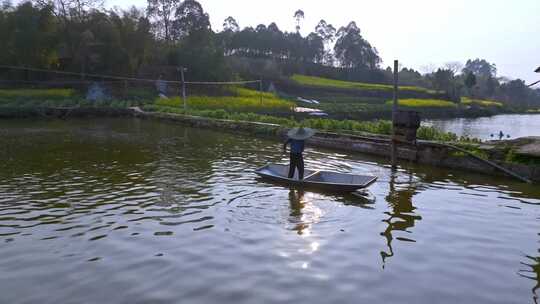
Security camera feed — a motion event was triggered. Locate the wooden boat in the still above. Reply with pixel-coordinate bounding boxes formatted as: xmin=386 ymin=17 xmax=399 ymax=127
xmin=255 ymin=164 xmax=377 ymax=193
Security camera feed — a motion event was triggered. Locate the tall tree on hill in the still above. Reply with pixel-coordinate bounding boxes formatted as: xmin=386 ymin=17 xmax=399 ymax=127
xmin=172 ymin=0 xmax=210 ymax=40
xmin=444 ymin=61 xmax=464 ymax=75
xmin=34 ymin=0 xmax=104 ymax=71
xmin=109 ymin=7 xmax=154 ymax=74
xmin=464 ymin=71 xmax=477 ymax=97
xmin=219 ymin=16 xmax=239 ymax=55
xmin=305 ymin=32 xmax=324 ymax=63
xmin=500 ymin=79 xmax=529 ymax=108
xmin=146 ymin=0 xmax=180 ymax=42
xmin=463 ymin=58 xmax=497 ymax=78
xmin=334 ymin=21 xmax=380 ymax=69
xmin=222 ymin=16 xmax=238 ymax=32
xmin=293 ymin=9 xmax=304 ymax=33
xmin=170 ymin=0 xmax=227 ymax=81
xmin=432 ymin=68 xmax=455 ymax=95
xmin=3 ymin=2 xmax=58 ymax=68
xmin=315 ymin=19 xmax=336 ymax=65
xmin=485 ymin=74 xmax=498 ymax=97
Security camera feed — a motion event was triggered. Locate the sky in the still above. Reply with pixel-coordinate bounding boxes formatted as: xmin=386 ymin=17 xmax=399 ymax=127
xmin=108 ymin=0 xmax=540 ymax=84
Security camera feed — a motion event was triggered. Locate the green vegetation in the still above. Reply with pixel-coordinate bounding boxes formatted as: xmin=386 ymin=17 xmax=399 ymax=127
xmin=0 ymin=89 xmax=76 ymax=100
xmin=454 ymin=143 xmax=489 ymax=159
xmin=144 ymin=104 xmax=476 ymax=143
xmin=504 ymin=148 xmax=540 ymax=165
xmin=155 ymin=88 xmax=293 ymax=113
xmin=387 ymin=98 xmax=457 ymax=108
xmin=0 ymin=88 xmax=146 ymax=108
xmin=317 ymin=103 xmax=390 ymax=113
xmin=461 ymin=97 xmax=503 ymax=107
xmin=291 ymin=74 xmax=432 ymax=93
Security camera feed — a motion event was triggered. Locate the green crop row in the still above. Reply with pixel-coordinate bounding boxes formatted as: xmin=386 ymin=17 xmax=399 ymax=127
xmin=387 ymin=99 xmax=458 ymax=108
xmin=0 ymin=88 xmax=76 ymax=99
xmin=461 ymin=97 xmax=503 ymax=107
xmin=291 ymin=74 xmax=432 ymax=93
xmin=155 ymin=88 xmax=293 ymax=113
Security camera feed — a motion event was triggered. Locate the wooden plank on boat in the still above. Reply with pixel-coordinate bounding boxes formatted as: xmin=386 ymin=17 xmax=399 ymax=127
xmin=255 ymin=164 xmax=377 ymax=193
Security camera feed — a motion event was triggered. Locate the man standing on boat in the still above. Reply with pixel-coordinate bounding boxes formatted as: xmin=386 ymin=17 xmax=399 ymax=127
xmin=283 ymin=127 xmax=316 ymax=180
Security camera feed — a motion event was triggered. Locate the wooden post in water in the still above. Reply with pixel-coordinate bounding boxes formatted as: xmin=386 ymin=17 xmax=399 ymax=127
xmin=391 ymin=60 xmax=399 ymax=169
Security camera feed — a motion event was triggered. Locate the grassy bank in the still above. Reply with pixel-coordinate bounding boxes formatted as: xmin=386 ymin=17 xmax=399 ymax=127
xmin=143 ymin=104 xmax=475 ymax=143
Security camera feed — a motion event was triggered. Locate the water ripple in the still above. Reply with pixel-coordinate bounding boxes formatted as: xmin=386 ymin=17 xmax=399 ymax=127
xmin=0 ymin=118 xmax=539 ymax=304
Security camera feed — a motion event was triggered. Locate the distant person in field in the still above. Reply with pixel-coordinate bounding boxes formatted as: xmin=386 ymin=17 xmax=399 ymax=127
xmin=498 ymin=131 xmax=504 ymax=140
xmin=283 ymin=127 xmax=315 ymax=180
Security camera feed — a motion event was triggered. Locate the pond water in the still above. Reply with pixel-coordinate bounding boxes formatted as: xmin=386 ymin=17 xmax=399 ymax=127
xmin=1 ymin=118 xmax=540 ymax=304
xmin=425 ymin=113 xmax=540 ymax=140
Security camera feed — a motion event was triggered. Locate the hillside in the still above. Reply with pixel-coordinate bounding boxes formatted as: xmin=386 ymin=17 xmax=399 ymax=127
xmin=272 ymin=74 xmax=510 ymax=120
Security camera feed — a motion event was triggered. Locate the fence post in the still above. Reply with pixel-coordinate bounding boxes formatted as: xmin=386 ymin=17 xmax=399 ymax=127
xmin=391 ymin=60 xmax=399 ymax=169
xmin=179 ymin=66 xmax=187 ymax=111
xmin=259 ymin=79 xmax=263 ymax=104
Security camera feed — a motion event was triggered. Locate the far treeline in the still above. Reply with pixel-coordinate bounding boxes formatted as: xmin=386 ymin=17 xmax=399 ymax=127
xmin=0 ymin=0 xmax=539 ymax=109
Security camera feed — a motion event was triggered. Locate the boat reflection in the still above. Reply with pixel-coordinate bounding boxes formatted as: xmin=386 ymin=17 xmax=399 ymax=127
xmin=380 ymin=170 xmax=422 ymax=268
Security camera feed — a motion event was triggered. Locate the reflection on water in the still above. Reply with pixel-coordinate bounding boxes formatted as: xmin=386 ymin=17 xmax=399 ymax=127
xmin=380 ymin=170 xmax=422 ymax=267
xmin=1 ymin=118 xmax=540 ymax=304
xmin=425 ymin=114 xmax=540 ymax=140
xmin=519 ymin=248 xmax=540 ymax=303
xmin=289 ymin=189 xmax=309 ymax=235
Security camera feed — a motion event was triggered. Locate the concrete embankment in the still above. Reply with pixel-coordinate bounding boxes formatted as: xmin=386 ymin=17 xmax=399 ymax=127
xmin=137 ymin=110 xmax=540 ymax=183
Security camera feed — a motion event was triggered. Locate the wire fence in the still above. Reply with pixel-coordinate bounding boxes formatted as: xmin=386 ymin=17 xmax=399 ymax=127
xmin=0 ymin=65 xmax=266 ymax=107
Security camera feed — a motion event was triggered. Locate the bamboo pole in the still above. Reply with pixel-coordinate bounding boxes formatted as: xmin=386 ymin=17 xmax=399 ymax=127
xmin=180 ymin=67 xmax=187 ymax=111
xmin=391 ymin=60 xmax=399 ymax=169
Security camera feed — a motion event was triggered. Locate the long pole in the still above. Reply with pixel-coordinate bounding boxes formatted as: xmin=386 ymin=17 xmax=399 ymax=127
xmin=180 ymin=67 xmax=187 ymax=111
xmin=259 ymin=79 xmax=263 ymax=104
xmin=391 ymin=60 xmax=399 ymax=169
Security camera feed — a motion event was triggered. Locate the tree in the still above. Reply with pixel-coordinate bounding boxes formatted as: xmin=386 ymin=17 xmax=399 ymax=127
xmin=172 ymin=0 xmax=210 ymax=41
xmin=109 ymin=7 xmax=154 ymax=74
xmin=4 ymin=2 xmax=58 ymax=68
xmin=222 ymin=16 xmax=238 ymax=32
xmin=485 ymin=74 xmax=498 ymax=97
xmin=334 ymin=21 xmax=380 ymax=69
xmin=444 ymin=61 xmax=463 ymax=75
xmin=500 ymin=79 xmax=529 ymax=108
xmin=463 ymin=58 xmax=497 ymax=78
xmin=146 ymin=0 xmax=180 ymax=42
xmin=464 ymin=72 xmax=477 ymax=96
xmin=432 ymin=68 xmax=454 ymax=92
xmin=315 ymin=19 xmax=336 ymax=43
xmin=293 ymin=9 xmax=304 ymax=33
xmin=315 ymin=19 xmax=336 ymax=65
xmin=305 ymin=32 xmax=324 ymax=63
